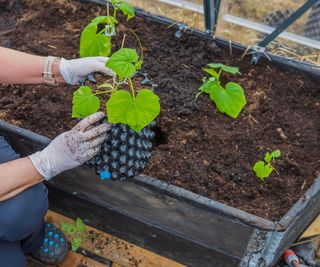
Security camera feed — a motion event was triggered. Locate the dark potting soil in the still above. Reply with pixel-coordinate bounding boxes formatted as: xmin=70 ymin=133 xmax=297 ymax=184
xmin=0 ymin=0 xmax=319 ymax=221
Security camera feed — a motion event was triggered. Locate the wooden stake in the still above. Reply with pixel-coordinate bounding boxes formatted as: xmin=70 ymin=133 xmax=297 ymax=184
xmin=229 ymin=40 xmax=233 ymax=56
xmin=121 ymin=33 xmax=126 ymax=48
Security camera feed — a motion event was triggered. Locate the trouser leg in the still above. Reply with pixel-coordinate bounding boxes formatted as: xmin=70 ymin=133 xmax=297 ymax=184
xmin=0 ymin=240 xmax=26 ymax=267
xmin=0 ymin=135 xmax=49 ymax=266
xmin=0 ymin=135 xmax=20 ymax=164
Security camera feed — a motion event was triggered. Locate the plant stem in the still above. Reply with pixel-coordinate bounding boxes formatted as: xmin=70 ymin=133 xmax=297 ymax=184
xmin=216 ymin=68 xmax=223 ymax=87
xmin=130 ymin=29 xmax=144 ymax=61
xmin=113 ymin=78 xmax=124 ymax=92
xmin=93 ymin=90 xmax=113 ymax=96
xmin=121 ymin=33 xmax=126 ymax=48
xmin=113 ymin=7 xmax=117 ymax=19
xmin=128 ymin=78 xmax=135 ymax=98
xmin=107 ymin=2 xmax=110 ymax=17
xmin=97 ymin=27 xmax=106 ymax=35
xmin=113 ymin=83 xmax=120 ymax=92
xmin=218 ymin=68 xmax=223 ymax=79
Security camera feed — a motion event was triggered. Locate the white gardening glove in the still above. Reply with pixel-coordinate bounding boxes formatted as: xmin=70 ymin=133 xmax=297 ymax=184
xmin=59 ymin=57 xmax=115 ymax=85
xmin=29 ymin=112 xmax=110 ymax=180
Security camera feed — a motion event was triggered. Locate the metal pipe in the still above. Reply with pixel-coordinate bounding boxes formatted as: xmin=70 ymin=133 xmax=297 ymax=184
xmin=223 ymin=14 xmax=320 ymax=50
xmin=258 ymin=0 xmax=319 ymax=48
xmin=157 ymin=0 xmax=204 ymax=13
xmin=203 ymin=0 xmax=215 ymax=33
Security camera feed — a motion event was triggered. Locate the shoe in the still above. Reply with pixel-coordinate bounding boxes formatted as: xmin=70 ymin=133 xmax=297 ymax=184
xmin=32 ymin=223 xmax=69 ymax=265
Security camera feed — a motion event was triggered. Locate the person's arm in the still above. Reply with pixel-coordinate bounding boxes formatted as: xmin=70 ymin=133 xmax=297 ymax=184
xmin=0 ymin=47 xmax=114 ymax=85
xmin=0 ymin=47 xmax=64 ymax=84
xmin=0 ymin=157 xmax=43 ymax=201
xmin=0 ymin=112 xmax=110 ymax=201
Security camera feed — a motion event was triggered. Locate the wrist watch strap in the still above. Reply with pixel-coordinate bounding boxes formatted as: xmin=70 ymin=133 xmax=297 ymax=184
xmin=43 ymin=56 xmax=59 ymax=86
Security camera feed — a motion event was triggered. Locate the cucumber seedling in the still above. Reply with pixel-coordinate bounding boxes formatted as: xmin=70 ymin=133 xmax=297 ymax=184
xmin=72 ymin=44 xmax=160 ymax=132
xmin=61 ymin=218 xmax=86 ymax=251
xmin=72 ymin=42 xmax=160 ymax=180
xmin=253 ymin=149 xmax=281 ymax=181
xmin=196 ymin=63 xmax=247 ymax=119
xmin=79 ymin=0 xmax=135 ymax=57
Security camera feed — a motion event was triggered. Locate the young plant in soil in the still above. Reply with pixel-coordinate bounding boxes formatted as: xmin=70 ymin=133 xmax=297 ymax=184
xmin=79 ymin=0 xmax=135 ymax=57
xmin=197 ymin=63 xmax=247 ymax=118
xmin=61 ymin=218 xmax=86 ymax=251
xmin=72 ymin=46 xmax=159 ymax=131
xmin=72 ymin=45 xmax=160 ymax=180
xmin=253 ymin=149 xmax=281 ymax=181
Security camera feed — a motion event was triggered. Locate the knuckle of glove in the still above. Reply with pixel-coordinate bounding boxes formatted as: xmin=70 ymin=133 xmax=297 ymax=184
xmin=84 ymin=146 xmax=101 ymax=161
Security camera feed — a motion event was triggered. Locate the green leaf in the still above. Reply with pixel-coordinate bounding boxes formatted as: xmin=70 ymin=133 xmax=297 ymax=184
xmin=265 ymin=150 xmax=281 ymax=163
xmin=271 ymin=149 xmax=281 ymax=159
xmin=264 ymin=152 xmax=272 ymax=163
xmin=71 ymin=236 xmax=82 ymax=251
xmin=106 ymin=48 xmax=139 ymax=79
xmin=208 ymin=63 xmax=240 ymax=75
xmin=203 ymin=67 xmax=218 ymax=78
xmin=106 ymin=89 xmax=160 ymax=132
xmin=91 ymin=16 xmax=117 ymax=25
xmin=61 ymin=222 xmax=77 ymax=235
xmin=76 ymin=218 xmax=85 ymax=233
xmin=253 ymin=161 xmax=273 ymax=181
xmin=209 ymin=82 xmax=246 ymax=118
xmin=72 ymin=86 xmax=100 ymax=118
xmin=198 ymin=80 xmax=217 ymax=94
xmin=118 ymin=1 xmax=135 ymax=20
xmin=80 ymin=22 xmax=112 ymax=57
xmin=196 ymin=80 xmax=218 ymax=100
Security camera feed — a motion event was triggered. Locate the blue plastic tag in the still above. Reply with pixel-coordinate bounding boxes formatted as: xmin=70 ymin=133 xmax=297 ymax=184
xmin=100 ymin=171 xmax=112 ymax=180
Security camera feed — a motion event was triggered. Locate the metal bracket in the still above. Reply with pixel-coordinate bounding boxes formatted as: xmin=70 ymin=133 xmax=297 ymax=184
xmin=133 ymin=71 xmax=158 ymax=92
xmin=240 ymin=229 xmax=284 ymax=267
xmin=251 ymin=0 xmax=318 ymax=64
xmin=104 ymin=24 xmax=116 ymax=37
xmin=250 ymin=45 xmax=267 ymax=65
xmin=174 ymin=23 xmax=189 ymax=38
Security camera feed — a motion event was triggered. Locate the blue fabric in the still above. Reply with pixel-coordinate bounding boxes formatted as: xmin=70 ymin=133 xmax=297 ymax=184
xmin=0 ymin=135 xmax=48 ymax=267
xmin=0 ymin=136 xmax=20 ymax=164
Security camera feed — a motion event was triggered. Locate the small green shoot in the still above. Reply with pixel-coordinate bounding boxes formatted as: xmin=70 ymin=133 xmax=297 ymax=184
xmin=253 ymin=149 xmax=281 ymax=181
xmin=80 ymin=0 xmax=135 ymax=57
xmin=61 ymin=217 xmax=86 ymax=251
xmin=197 ymin=63 xmax=246 ymax=119
xmin=111 ymin=0 xmax=135 ymax=20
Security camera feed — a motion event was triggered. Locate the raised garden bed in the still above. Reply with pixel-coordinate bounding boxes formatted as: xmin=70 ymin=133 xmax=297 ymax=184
xmin=0 ymin=0 xmax=320 ymax=266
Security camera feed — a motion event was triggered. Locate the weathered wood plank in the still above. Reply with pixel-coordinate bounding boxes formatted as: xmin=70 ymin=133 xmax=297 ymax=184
xmin=50 ymin=167 xmax=254 ymax=257
xmin=27 ymin=251 xmax=108 ymax=267
xmin=299 ymin=215 xmax=320 ymax=240
xmin=46 ymin=211 xmax=185 ymax=267
xmin=47 ymin=183 xmax=244 ymax=266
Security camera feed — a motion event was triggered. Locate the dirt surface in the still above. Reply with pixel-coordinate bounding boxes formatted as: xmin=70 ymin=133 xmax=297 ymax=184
xmin=0 ymin=0 xmax=319 ymax=221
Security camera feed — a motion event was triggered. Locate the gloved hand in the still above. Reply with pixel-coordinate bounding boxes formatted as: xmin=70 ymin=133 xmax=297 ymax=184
xmin=29 ymin=112 xmax=110 ymax=180
xmin=59 ymin=57 xmax=115 ymax=85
